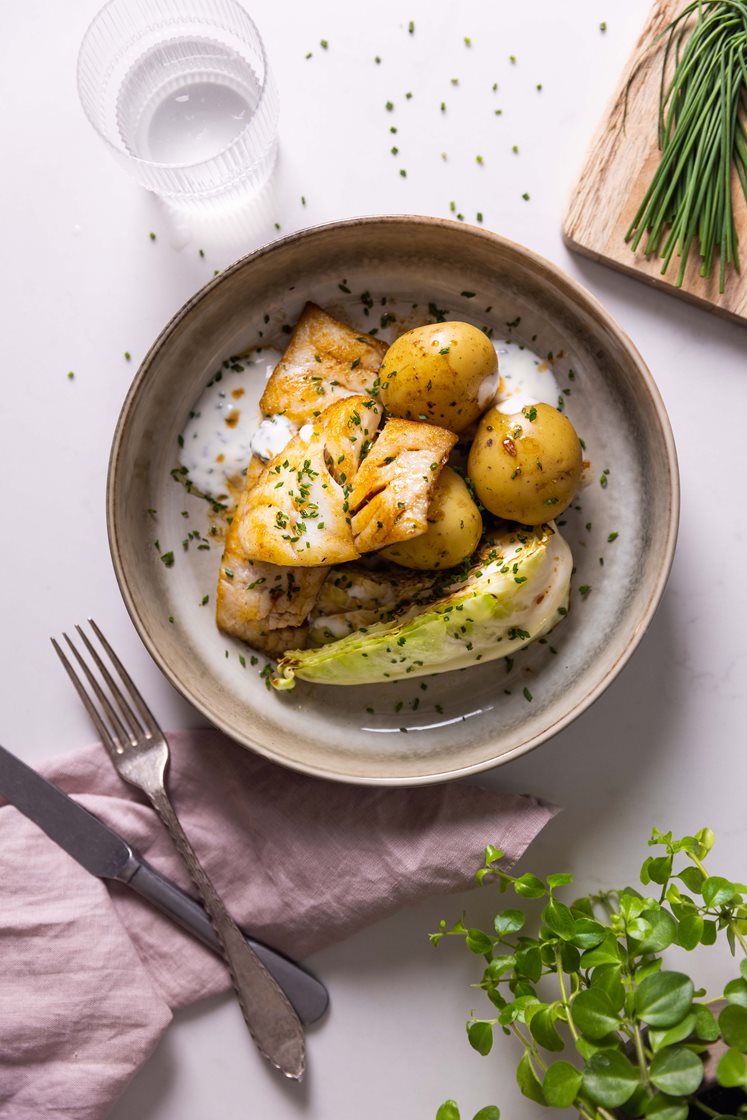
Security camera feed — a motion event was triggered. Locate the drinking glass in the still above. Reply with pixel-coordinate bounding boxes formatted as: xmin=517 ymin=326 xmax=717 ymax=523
xmin=77 ymin=0 xmax=279 ymax=213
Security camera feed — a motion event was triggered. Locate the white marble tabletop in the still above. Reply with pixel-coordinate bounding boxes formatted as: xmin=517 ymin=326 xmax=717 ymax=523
xmin=2 ymin=0 xmax=746 ymax=1116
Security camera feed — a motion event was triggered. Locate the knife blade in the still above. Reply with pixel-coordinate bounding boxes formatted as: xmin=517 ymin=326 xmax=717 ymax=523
xmin=0 ymin=743 xmax=328 ymax=1026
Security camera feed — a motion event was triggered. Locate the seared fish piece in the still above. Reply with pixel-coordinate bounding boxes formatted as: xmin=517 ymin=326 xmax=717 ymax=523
xmin=349 ymin=418 xmax=457 ymax=553
xmin=260 ymin=302 xmax=387 ymax=424
xmin=216 ymin=488 xmax=326 ymax=653
xmin=309 ymin=564 xmax=438 ymax=645
xmin=237 ymin=395 xmax=383 ymax=567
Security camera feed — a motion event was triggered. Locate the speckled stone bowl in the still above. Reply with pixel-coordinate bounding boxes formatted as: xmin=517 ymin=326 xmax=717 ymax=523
xmin=107 ymin=216 xmax=679 ymax=785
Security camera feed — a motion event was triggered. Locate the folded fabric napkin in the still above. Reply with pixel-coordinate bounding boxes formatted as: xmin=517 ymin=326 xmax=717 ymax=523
xmin=0 ymin=728 xmax=556 ymax=1119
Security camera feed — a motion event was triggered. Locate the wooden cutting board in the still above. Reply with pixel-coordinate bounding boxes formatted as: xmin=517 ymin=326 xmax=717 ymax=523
xmin=563 ymin=0 xmax=747 ymax=327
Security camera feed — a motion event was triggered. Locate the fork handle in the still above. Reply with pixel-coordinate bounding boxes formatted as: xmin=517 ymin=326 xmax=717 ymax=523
xmin=148 ymin=787 xmax=305 ymax=1080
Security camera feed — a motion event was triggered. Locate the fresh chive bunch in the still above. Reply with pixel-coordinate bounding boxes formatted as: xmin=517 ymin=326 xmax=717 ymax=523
xmin=625 ymin=0 xmax=747 ymax=292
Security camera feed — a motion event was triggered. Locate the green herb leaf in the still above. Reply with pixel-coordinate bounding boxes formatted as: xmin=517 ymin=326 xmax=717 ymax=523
xmin=468 ymin=1021 xmax=493 ymax=1055
xmin=542 ymin=898 xmax=576 ymax=940
xmin=631 ymin=908 xmax=677 ymax=953
xmin=471 ymin=1109 xmax=499 ymax=1120
xmin=724 ymin=977 xmax=747 ymax=1008
xmin=542 ymin=1060 xmax=583 ymax=1108
xmin=642 ymin=1092 xmax=689 ymax=1120
xmin=716 ymin=1048 xmax=747 ymax=1089
xmin=466 ymin=928 xmax=493 ymax=955
xmin=719 ymin=1003 xmax=747 ymax=1050
xmin=493 ymin=909 xmax=525 ymax=937
xmin=516 ymin=1051 xmax=545 ymax=1104
xmin=649 ymin=1046 xmax=703 ymax=1096
xmin=573 ymin=989 xmax=621 ymax=1040
xmin=648 ymin=1011 xmax=696 ymax=1053
xmin=635 ymin=971 xmax=694 ymax=1028
xmin=702 ymin=875 xmax=739 ymax=907
xmin=582 ymin=1049 xmax=639 ymax=1107
xmin=529 ymin=1006 xmax=565 ymax=1052
xmin=692 ymin=1003 xmax=720 ymax=1042
xmin=572 ymin=917 xmax=606 ymax=950
xmin=435 ymin=1102 xmax=461 ymax=1120
xmin=581 ymin=933 xmax=623 ymax=968
xmin=513 ymin=873 xmax=545 ymax=899
xmin=676 ymin=913 xmax=703 ymax=950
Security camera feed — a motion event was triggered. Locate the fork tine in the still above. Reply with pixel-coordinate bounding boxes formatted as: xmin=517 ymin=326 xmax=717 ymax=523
xmin=62 ymin=632 xmax=133 ymax=751
xmin=88 ymin=618 xmax=163 ymax=738
xmin=75 ymin=624 xmax=143 ymax=743
xmin=51 ymin=638 xmax=120 ymax=757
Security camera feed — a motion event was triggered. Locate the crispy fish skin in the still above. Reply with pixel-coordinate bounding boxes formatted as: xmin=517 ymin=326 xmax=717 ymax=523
xmin=349 ymin=418 xmax=457 ymax=553
xmin=236 ymin=395 xmax=383 ymax=567
xmin=260 ymin=302 xmax=387 ymax=423
xmin=216 ymin=489 xmax=327 ymax=653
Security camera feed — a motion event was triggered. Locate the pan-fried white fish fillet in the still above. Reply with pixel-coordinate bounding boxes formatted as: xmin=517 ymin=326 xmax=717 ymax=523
xmin=236 ymin=395 xmax=383 ymax=567
xmin=308 ymin=564 xmax=438 ymax=645
xmin=216 ymin=488 xmax=326 ymax=653
xmin=349 ymin=418 xmax=457 ymax=553
xmin=260 ymin=302 xmax=387 ymax=423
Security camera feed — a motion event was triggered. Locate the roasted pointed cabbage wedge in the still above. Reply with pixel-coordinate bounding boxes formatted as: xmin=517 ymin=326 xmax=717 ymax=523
xmin=349 ymin=418 xmax=457 ymax=553
xmin=236 ymin=395 xmax=383 ymax=566
xmin=272 ymin=524 xmax=572 ymax=688
xmin=260 ymin=302 xmax=387 ymax=423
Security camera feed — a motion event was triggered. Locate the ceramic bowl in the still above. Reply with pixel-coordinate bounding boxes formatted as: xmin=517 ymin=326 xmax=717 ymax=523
xmin=107 ymin=216 xmax=678 ymax=785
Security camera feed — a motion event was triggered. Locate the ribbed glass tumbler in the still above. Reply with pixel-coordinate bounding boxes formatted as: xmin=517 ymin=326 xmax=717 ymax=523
xmin=77 ymin=0 xmax=279 ymax=213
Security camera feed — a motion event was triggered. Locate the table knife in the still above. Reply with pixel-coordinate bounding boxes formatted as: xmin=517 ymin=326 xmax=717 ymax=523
xmin=0 ymin=743 xmax=328 ymax=1026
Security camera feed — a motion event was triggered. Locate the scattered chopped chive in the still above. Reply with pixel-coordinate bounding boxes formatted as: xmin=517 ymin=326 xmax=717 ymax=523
xmin=579 ymin=584 xmax=591 ymax=598
xmin=239 ymin=655 xmax=246 ymax=668
xmin=536 ymin=83 xmax=543 ymax=91
xmin=391 ymin=146 xmax=399 ymax=155
xmin=600 ymin=474 xmax=608 ymax=489
xmin=320 ymin=39 xmax=328 ymax=49
xmin=168 ymin=615 xmax=174 ymax=623
xmin=67 ymin=370 xmax=75 ymax=380
xmin=522 ymin=192 xmax=530 ymax=201
xmin=494 ymin=108 xmax=503 ymax=116
xmin=600 ymin=21 xmax=607 ymax=32
xmin=408 ymin=19 xmax=414 ymax=33
xmin=390 ymin=125 xmax=398 ymax=133
xmin=124 ymin=351 xmax=131 ymax=361
xmin=476 ymin=212 xmax=484 ymax=223
xmin=492 ymin=82 xmax=498 ymax=91
xmin=476 ymin=154 xmax=484 ymax=165
xmin=274 ymin=222 xmax=281 ymax=230
xmin=461 ymin=290 xmax=476 ymax=297
xmin=199 ymin=248 xmax=205 ymax=257
xmin=305 ymin=51 xmax=312 ymax=59
xmin=375 ymin=55 xmax=381 ymax=64
xmin=160 ymin=551 xmax=174 ymax=568
xmin=512 ymin=144 xmax=519 ymax=154
xmin=509 ymin=54 xmax=516 ymax=63
xmin=441 ymin=152 xmax=448 ymax=160
xmin=301 ymin=195 xmax=306 ymax=206
xmin=464 ymin=36 xmax=471 ymax=46
xmin=385 ymin=100 xmax=394 ymax=111
xmin=523 ymin=686 xmax=533 ymax=702
xmin=399 ymin=168 xmax=407 ymax=177
xmin=405 ymin=91 xmax=413 ymax=99
xmin=450 ymin=77 xmax=459 ymax=86
xmin=149 ymin=231 xmax=156 ymax=241
xmin=608 ymin=531 xmax=619 ymax=542
xmin=200 ymin=595 xmax=209 ymax=605
xmin=440 ymin=101 xmax=446 ymax=112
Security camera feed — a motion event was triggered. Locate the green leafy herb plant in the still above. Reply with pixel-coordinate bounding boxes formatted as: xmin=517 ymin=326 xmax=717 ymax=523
xmin=433 ymin=829 xmax=747 ymax=1119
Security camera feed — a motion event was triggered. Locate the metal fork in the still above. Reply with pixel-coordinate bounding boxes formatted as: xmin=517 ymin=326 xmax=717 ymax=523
xmin=52 ymin=619 xmax=305 ymax=1081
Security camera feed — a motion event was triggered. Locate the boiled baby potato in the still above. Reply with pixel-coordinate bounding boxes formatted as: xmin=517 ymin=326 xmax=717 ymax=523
xmin=378 ymin=322 xmax=498 ymax=433
xmin=381 ymin=467 xmax=483 ymax=570
xmin=468 ymin=403 xmax=582 ymax=525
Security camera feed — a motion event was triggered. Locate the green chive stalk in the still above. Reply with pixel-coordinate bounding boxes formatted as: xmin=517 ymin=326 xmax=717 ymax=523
xmin=625 ymin=0 xmax=747 ymax=292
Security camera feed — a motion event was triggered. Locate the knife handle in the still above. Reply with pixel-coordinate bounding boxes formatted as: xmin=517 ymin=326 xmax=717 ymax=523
xmin=126 ymin=861 xmax=328 ymax=1027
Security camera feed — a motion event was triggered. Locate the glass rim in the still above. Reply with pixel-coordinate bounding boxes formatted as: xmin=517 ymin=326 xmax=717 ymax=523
xmin=76 ymin=0 xmax=274 ymax=174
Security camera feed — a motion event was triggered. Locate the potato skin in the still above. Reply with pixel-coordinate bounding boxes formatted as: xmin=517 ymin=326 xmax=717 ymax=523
xmin=378 ymin=322 xmax=498 ymax=433
xmin=468 ymin=403 xmax=582 ymax=525
xmin=380 ymin=467 xmax=483 ymax=570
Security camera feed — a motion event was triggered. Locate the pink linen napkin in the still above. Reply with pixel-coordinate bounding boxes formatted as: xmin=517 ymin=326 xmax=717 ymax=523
xmin=0 ymin=728 xmax=556 ymax=1119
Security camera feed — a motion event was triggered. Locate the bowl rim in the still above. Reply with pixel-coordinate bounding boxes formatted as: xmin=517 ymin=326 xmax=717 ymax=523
xmin=107 ymin=214 xmax=680 ymax=786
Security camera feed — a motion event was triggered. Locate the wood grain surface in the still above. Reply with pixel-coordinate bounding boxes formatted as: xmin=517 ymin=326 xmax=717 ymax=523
xmin=563 ymin=0 xmax=747 ymax=327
